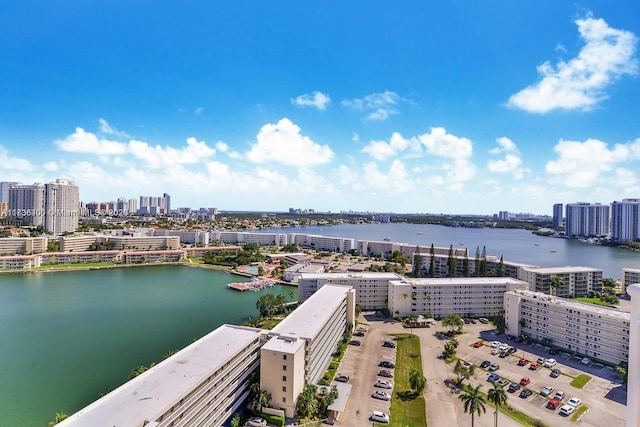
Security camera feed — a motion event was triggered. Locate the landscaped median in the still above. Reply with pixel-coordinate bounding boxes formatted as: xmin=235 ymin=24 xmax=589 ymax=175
xmin=570 ymin=373 xmax=592 ymax=388
xmin=377 ymin=334 xmax=427 ymax=427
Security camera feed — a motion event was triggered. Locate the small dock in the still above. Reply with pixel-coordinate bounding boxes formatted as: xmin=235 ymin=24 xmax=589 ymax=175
xmin=227 ymin=278 xmax=275 ymax=292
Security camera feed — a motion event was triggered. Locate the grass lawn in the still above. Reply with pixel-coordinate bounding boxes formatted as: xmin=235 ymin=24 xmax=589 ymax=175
xmin=571 ymin=405 xmax=589 ymax=421
xmin=574 ymin=297 xmax=615 ymax=307
xmin=381 ymin=334 xmax=427 ymax=427
xmin=33 ymin=262 xmax=116 ymax=269
xmin=570 ymin=374 xmax=592 ymax=388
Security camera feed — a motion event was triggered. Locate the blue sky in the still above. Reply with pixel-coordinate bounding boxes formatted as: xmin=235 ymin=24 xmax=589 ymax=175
xmin=1 ymin=2 xmax=639 ymax=215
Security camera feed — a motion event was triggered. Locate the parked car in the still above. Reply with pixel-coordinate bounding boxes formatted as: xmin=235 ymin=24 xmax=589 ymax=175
xmin=480 ymin=360 xmax=491 ymax=369
xmin=537 ymin=357 xmax=546 ymax=364
xmin=490 ymin=341 xmax=501 ymax=348
xmin=541 ymin=386 xmax=554 ymax=397
xmin=499 ymin=351 xmax=509 ymax=358
xmin=550 ymin=369 xmax=561 ymax=378
xmin=354 ymin=330 xmax=365 ymax=337
xmin=547 ymin=399 xmax=561 ymax=410
xmin=544 ymin=358 xmax=557 ymax=368
xmin=581 ymin=357 xmax=591 ymax=365
xmin=508 ymin=347 xmax=517 ymax=354
xmin=383 ymin=340 xmax=396 ymax=348
xmin=374 ymin=380 xmax=393 ymax=389
xmin=372 ymin=390 xmax=392 ymax=401
xmin=488 ymin=363 xmax=500 ymax=371
xmin=519 ymin=389 xmax=533 ymax=399
xmin=244 ymin=417 xmax=268 ymax=427
xmin=560 ymin=404 xmax=575 ymax=416
xmin=479 ymin=317 xmax=489 ymax=324
xmin=567 ymin=397 xmax=582 ymax=407
xmin=529 ymin=362 xmax=541 ymax=370
xmin=371 ymin=411 xmax=390 ymax=423
xmin=379 ymin=361 xmax=395 ymax=369
xmin=508 ymin=382 xmax=521 ymax=393
xmin=473 ymin=341 xmax=484 ymax=348
xmin=378 ymin=369 xmax=393 ymax=378
xmin=499 ymin=343 xmax=510 ymax=352
xmin=335 ymin=374 xmax=349 ymax=383
xmin=491 ymin=348 xmax=500 ymax=355
xmin=519 ymin=377 xmax=531 ymax=386
xmin=497 ymin=378 xmax=509 ymax=387
xmin=470 ymin=319 xmax=478 ymax=324
xmin=518 ymin=358 xmax=529 ymax=366
xmin=487 ymin=373 xmax=500 ymax=382
xmin=349 ymin=340 xmax=361 ymax=346
xmin=549 ymin=348 xmax=560 ymax=355
xmin=553 ymin=391 xmax=565 ymax=401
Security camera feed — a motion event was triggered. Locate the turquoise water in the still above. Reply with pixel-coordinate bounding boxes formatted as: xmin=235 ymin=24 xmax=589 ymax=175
xmin=0 ymin=266 xmax=294 ymax=427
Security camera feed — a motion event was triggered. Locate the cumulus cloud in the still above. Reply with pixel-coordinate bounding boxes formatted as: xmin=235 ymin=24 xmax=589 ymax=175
xmin=487 ymin=137 xmax=528 ymax=179
xmin=546 ymin=137 xmax=640 ymax=187
xmin=43 ymin=161 xmax=59 ymax=171
xmin=56 ymin=127 xmax=127 ymax=155
xmin=0 ymin=145 xmax=36 ymax=171
xmin=194 ymin=107 xmax=204 ymax=115
xmin=245 ymin=118 xmax=334 ymax=167
xmin=362 ymin=132 xmax=421 ymax=161
xmin=342 ymin=91 xmax=405 ymax=121
xmin=418 ymin=127 xmax=473 ymax=160
xmin=508 ymin=15 xmax=638 ymax=113
xmin=291 ymin=91 xmax=331 ymax=110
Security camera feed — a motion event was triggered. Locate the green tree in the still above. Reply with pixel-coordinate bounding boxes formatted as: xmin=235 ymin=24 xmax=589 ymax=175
xmin=480 ymin=246 xmax=487 ymax=276
xmin=474 ymin=246 xmax=481 ymax=276
xmin=442 ymin=314 xmax=464 ymax=334
xmin=487 ymin=380 xmax=508 ymax=427
xmin=429 ymin=243 xmax=436 ymax=277
xmin=447 ymin=244 xmax=456 ymax=277
xmin=251 ymin=389 xmax=271 ymax=413
xmin=442 ymin=340 xmax=457 ymax=359
xmin=408 ymin=312 xmax=419 ymax=337
xmin=454 ymin=359 xmax=476 ymax=385
xmin=47 ymin=411 xmax=69 ymax=426
xmin=459 ymin=384 xmax=486 ymax=427
xmin=497 ymin=256 xmax=505 ymax=277
xmin=463 ymin=249 xmax=470 ymax=277
xmin=550 ymin=275 xmax=564 ymax=296
xmin=617 ymin=361 xmax=629 ymax=383
xmin=409 ymin=368 xmax=426 ymax=394
xmin=230 ymin=413 xmax=242 ymax=427
xmin=296 ymin=383 xmax=319 ymax=419
xmin=413 ymin=245 xmax=421 ymax=277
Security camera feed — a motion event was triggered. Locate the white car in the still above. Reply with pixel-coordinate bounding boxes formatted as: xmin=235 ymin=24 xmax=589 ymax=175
xmin=491 ymin=348 xmax=500 ymax=355
xmin=559 ymin=404 xmax=575 ymax=416
xmin=581 ymin=357 xmax=591 ymax=365
xmin=540 ymin=386 xmax=554 ymax=397
xmin=491 ymin=341 xmax=501 ymax=348
xmin=567 ymin=397 xmax=582 ymax=407
xmin=244 ymin=417 xmax=267 ymax=427
xmin=375 ymin=379 xmax=393 ymax=389
xmin=544 ymin=358 xmax=557 ymax=368
xmin=372 ymin=390 xmax=392 ymax=401
xmin=498 ymin=343 xmax=510 ymax=352
xmin=371 ymin=411 xmax=390 ymax=423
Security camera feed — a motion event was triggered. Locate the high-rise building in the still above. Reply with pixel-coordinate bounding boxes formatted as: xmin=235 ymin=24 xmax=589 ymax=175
xmin=162 ymin=193 xmax=171 ymax=213
xmin=0 ymin=181 xmax=20 ymax=203
xmin=565 ymin=202 xmax=610 ymax=238
xmin=552 ymin=203 xmax=563 ymax=229
xmin=8 ymin=183 xmax=46 ymax=226
xmin=44 ymin=179 xmax=80 ymax=234
xmin=128 ymin=198 xmax=137 ymax=215
xmin=611 ymin=199 xmax=640 ymax=242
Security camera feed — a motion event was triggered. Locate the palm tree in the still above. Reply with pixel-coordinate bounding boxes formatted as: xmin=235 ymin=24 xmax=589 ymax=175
xmin=549 ymin=275 xmax=564 ymax=296
xmin=487 ymin=380 xmax=508 ymax=427
xmin=409 ymin=368 xmax=426 ymax=394
xmin=251 ymin=389 xmax=271 ymax=413
xmin=459 ymin=385 xmax=486 ymax=427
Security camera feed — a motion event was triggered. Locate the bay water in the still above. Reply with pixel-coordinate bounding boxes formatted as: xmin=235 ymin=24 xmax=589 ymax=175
xmin=0 ymin=266 xmax=294 ymax=427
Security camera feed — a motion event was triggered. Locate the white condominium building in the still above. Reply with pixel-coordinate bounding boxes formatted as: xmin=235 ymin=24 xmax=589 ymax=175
xmin=45 ymin=179 xmax=80 ymax=234
xmin=0 ymin=236 xmax=48 ymax=255
xmin=57 ymin=324 xmax=266 ymax=427
xmin=564 ymin=202 xmax=610 ymax=238
xmin=623 ymin=268 xmax=640 ymax=295
xmin=7 ymin=183 xmax=46 ymax=227
xmin=289 ymin=233 xmax=355 ymax=253
xmin=388 ymin=277 xmax=528 ymax=318
xmin=297 ymin=272 xmax=402 ymax=309
xmin=153 ymin=229 xmax=210 ymax=245
xmin=517 ymin=266 xmax=603 ymax=298
xmin=108 ymin=236 xmax=180 ymax=251
xmin=504 ymin=290 xmax=630 ymax=365
xmin=59 ymin=235 xmax=101 ymax=252
xmin=262 ymin=284 xmax=355 ymax=417
xmin=212 ymin=231 xmax=287 ymax=247
xmin=611 ymin=198 xmax=640 ymax=242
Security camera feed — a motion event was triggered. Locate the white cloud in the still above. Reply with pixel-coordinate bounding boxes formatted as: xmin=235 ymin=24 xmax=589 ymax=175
xmin=0 ymin=145 xmax=35 ymax=172
xmin=245 ymin=118 xmax=334 ymax=167
xmin=342 ymin=91 xmax=405 ymax=121
xmin=291 ymin=91 xmax=331 ymax=110
xmin=127 ymin=137 xmax=216 ymax=169
xmin=56 ymin=127 xmax=127 ymax=155
xmin=487 ymin=137 xmax=527 ymax=179
xmin=352 ymin=132 xmax=359 ymax=142
xmin=418 ymin=127 xmax=473 ymax=160
xmin=99 ymin=118 xmax=131 ymax=139
xmin=215 ymin=141 xmax=242 ymax=159
xmin=194 ymin=107 xmax=204 ymax=115
xmin=362 ymin=132 xmax=421 ymax=161
xmin=508 ymin=15 xmax=638 ymax=113
xmin=43 ymin=161 xmax=59 ymax=171
xmin=545 ymin=137 xmax=640 ymax=187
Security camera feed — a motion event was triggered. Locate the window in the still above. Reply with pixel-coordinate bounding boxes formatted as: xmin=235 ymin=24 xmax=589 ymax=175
xmin=282 ymin=376 xmax=287 ymax=382
xmin=283 ymin=354 xmax=287 ymax=360
xmin=282 ymin=386 xmax=287 ymax=392
xmin=283 ymin=365 xmax=287 ymax=371
xmin=283 ymin=397 xmax=287 ymax=403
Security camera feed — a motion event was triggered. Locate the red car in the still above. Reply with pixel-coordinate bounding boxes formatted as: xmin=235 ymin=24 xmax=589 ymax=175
xmin=529 ymin=362 xmax=540 ymax=370
xmin=519 ymin=377 xmax=531 ymax=386
xmin=473 ymin=341 xmax=484 ymax=348
xmin=518 ymin=358 xmax=529 ymax=366
xmin=547 ymin=399 xmax=561 ymax=410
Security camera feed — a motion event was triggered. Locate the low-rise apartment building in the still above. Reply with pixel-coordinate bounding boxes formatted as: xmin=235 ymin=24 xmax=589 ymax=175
xmin=388 ymin=277 xmax=528 ymax=318
xmin=40 ymin=251 xmax=121 ymax=265
xmin=289 ymin=233 xmax=355 ymax=253
xmin=262 ymin=284 xmax=355 ymax=417
xmin=57 ymin=324 xmax=266 ymax=427
xmin=517 ymin=266 xmax=603 ymax=297
xmin=212 ymin=231 xmax=287 ymax=247
xmin=153 ymin=229 xmax=210 ymax=245
xmin=623 ymin=268 xmax=640 ymax=295
xmin=108 ymin=236 xmax=180 ymax=251
xmin=297 ymin=272 xmax=402 ymax=309
xmin=0 ymin=254 xmax=40 ymax=269
xmin=504 ymin=289 xmax=630 ymax=365
xmin=59 ymin=235 xmax=101 ymax=252
xmin=0 ymin=236 xmax=48 ymax=255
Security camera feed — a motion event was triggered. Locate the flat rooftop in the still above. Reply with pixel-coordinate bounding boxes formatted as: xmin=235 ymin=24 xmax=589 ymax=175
xmin=395 ymin=277 xmax=528 ymax=286
xmin=272 ymin=284 xmax=351 ymax=340
xmin=521 ymin=265 xmax=602 ymax=273
xmin=58 ymin=324 xmax=264 ymax=427
xmin=262 ymin=334 xmax=306 ymax=354
xmin=508 ymin=289 xmax=631 ymax=319
xmin=299 ymin=272 xmax=402 ymax=281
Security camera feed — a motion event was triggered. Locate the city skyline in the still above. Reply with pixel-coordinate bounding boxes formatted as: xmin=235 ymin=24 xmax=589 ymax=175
xmin=1 ymin=3 xmax=640 ymax=214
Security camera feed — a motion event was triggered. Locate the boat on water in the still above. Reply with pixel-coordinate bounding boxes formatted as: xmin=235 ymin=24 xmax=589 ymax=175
xmin=550 ymin=250 xmax=557 ymax=253
xmin=417 ymin=232 xmax=424 ymax=235
xmin=383 ymin=237 xmax=391 ymax=241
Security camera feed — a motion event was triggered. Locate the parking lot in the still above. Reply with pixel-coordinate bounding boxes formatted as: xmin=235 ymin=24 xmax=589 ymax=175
xmin=330 ymin=315 xmax=626 ymax=427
